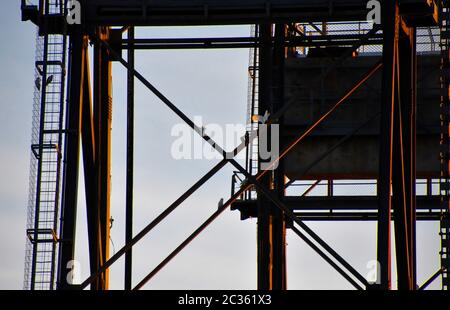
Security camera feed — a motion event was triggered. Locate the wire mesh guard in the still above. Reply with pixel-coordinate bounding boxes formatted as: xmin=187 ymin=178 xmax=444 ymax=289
xmin=23 ymin=0 xmax=67 ymax=290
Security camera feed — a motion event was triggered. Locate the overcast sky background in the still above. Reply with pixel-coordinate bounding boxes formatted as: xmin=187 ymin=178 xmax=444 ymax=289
xmin=0 ymin=1 xmax=442 ymax=290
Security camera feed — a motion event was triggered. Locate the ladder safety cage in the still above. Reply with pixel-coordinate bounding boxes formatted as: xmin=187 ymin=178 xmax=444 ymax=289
xmin=23 ymin=0 xmax=68 ymax=290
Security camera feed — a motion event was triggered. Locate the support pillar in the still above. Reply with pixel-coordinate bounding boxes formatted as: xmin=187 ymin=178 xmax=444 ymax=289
xmin=257 ymin=23 xmax=287 ymax=290
xmin=80 ymin=38 xmax=100 ymax=290
xmin=392 ymin=23 xmax=417 ymax=291
xmin=125 ymin=26 xmax=135 ymax=290
xmin=377 ymin=1 xmax=417 ymax=290
xmin=57 ymin=27 xmax=83 ymax=289
xmin=92 ymin=26 xmax=113 ymax=290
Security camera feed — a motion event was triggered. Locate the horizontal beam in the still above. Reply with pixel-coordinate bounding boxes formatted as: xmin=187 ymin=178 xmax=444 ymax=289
xmin=292 ymin=212 xmax=440 ymax=221
xmin=282 ymin=126 xmax=441 ymax=137
xmin=83 ymin=0 xmax=371 ymax=26
xmin=285 ymin=195 xmax=440 ymax=210
xmin=231 ymin=195 xmax=441 ymax=221
xmin=82 ymin=0 xmax=434 ymax=26
xmin=119 ymin=35 xmax=383 ymax=50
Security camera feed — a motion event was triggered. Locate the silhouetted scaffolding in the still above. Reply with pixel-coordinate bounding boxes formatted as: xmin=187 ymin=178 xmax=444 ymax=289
xmin=21 ymin=0 xmax=449 ymax=290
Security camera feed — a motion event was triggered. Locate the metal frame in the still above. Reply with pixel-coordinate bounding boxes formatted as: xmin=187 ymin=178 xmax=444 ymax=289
xmin=21 ymin=0 xmax=449 ymax=290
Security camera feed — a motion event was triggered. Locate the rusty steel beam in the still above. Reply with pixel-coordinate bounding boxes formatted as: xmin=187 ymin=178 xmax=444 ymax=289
xmin=92 ymin=26 xmax=113 ymax=290
xmin=392 ymin=24 xmax=417 ymax=291
xmin=79 ymin=38 xmax=101 ymax=286
xmin=256 ymin=23 xmax=287 ymax=290
xmin=377 ymin=1 xmax=417 ymax=290
xmin=256 ymin=23 xmax=273 ymax=290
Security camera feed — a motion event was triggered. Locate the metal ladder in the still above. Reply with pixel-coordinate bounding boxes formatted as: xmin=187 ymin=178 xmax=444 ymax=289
xmin=245 ymin=25 xmax=260 ymax=200
xmin=232 ymin=25 xmax=260 ymax=201
xmin=439 ymin=0 xmax=450 ymax=291
xmin=23 ymin=0 xmax=67 ymax=290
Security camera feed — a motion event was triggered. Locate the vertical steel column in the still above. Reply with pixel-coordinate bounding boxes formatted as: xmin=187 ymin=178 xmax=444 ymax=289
xmin=377 ymin=0 xmax=397 ymax=290
xmin=378 ymin=1 xmax=417 ymax=290
xmin=411 ymin=30 xmax=417 ymax=286
xmin=256 ymin=23 xmax=287 ymax=290
xmin=93 ymin=26 xmax=113 ymax=290
xmin=271 ymin=24 xmax=287 ymax=290
xmin=79 ymin=38 xmax=101 ymax=290
xmin=125 ymin=27 xmax=135 ymax=290
xmin=57 ymin=27 xmax=83 ymax=289
xmin=392 ymin=24 xmax=417 ymax=290
xmin=439 ymin=0 xmax=450 ymax=289
xmin=257 ymin=23 xmax=273 ymax=290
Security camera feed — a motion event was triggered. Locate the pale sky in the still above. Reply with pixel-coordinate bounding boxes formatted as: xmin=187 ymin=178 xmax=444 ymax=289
xmin=0 ymin=1 xmax=442 ymax=290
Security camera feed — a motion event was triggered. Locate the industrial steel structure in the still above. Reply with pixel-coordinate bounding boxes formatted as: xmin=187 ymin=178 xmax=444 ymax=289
xmin=21 ymin=0 xmax=449 ymax=290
